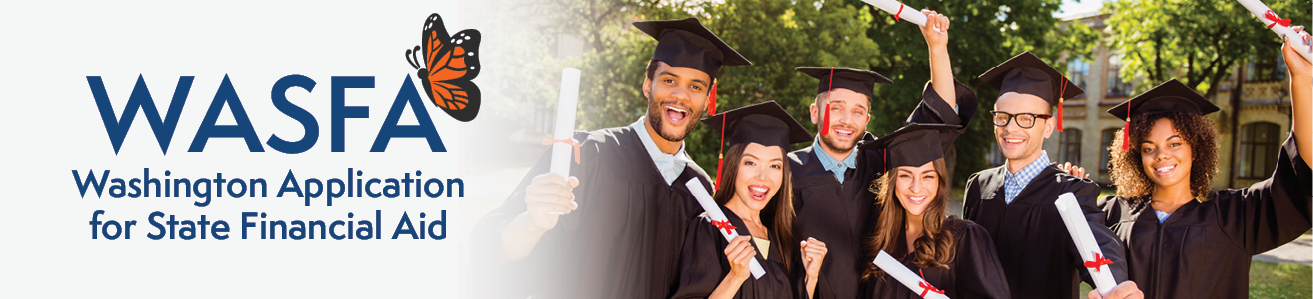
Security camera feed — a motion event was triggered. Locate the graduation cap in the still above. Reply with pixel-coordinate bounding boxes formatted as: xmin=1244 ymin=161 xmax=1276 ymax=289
xmin=859 ymin=123 xmax=962 ymax=171
xmin=701 ymin=101 xmax=811 ymax=189
xmin=978 ymin=51 xmax=1084 ymax=132
xmin=1106 ymin=79 xmax=1218 ymax=151
xmin=634 ymin=17 xmax=752 ymax=116
xmin=795 ymin=67 xmax=892 ymax=136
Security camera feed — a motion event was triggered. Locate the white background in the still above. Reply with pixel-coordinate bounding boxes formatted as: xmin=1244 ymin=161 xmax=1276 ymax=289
xmin=0 ymin=1 xmax=535 ymax=297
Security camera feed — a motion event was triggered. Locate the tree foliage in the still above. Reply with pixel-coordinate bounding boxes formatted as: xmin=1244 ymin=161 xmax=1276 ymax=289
xmin=1103 ymin=0 xmax=1311 ymax=96
xmin=521 ymin=0 xmax=1091 ymax=183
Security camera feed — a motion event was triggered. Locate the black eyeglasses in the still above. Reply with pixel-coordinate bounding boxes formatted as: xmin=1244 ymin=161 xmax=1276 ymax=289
xmin=990 ymin=111 xmax=1052 ymax=129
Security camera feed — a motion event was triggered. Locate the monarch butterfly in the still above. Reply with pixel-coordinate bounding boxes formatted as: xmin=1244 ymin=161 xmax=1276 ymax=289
xmin=405 ymin=13 xmax=481 ymax=122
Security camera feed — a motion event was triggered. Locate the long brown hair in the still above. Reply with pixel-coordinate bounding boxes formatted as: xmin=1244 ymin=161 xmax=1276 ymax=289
xmin=862 ymin=158 xmax=956 ymax=280
xmin=1108 ymin=111 xmax=1220 ymax=201
xmin=713 ymin=142 xmax=797 ymax=272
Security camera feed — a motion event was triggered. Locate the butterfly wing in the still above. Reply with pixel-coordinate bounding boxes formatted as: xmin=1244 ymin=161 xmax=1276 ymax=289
xmin=419 ymin=14 xmax=481 ymax=122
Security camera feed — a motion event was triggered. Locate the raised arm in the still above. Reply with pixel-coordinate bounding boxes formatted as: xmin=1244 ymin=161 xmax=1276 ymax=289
xmin=1283 ymin=27 xmax=1311 ymax=163
xmin=921 ymin=9 xmax=955 ymax=109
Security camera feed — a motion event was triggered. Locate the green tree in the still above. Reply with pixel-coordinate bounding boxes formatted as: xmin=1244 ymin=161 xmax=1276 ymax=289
xmin=543 ymin=0 xmax=1087 ymax=184
xmin=1103 ymin=0 xmax=1311 ymax=96
xmin=845 ymin=0 xmax=1077 ymax=182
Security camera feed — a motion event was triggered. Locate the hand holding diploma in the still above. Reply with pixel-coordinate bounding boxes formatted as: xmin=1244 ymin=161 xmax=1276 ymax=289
xmin=861 ymin=0 xmax=928 ymax=27
xmin=1054 ymin=193 xmax=1117 ymax=297
xmin=1236 ymin=0 xmax=1312 ymax=63
xmin=872 ymin=250 xmax=950 ymax=299
xmin=686 ymin=178 xmax=767 ymax=279
xmin=523 ymin=68 xmax=584 ymax=231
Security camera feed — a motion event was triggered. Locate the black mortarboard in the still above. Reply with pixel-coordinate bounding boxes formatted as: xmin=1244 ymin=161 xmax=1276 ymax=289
xmin=1106 ymin=79 xmax=1219 ymax=151
xmin=701 ymin=101 xmax=810 ymax=189
xmin=1107 ymin=79 xmax=1218 ymax=121
xmin=633 ymin=18 xmax=752 ymax=80
xmin=859 ymin=123 xmax=962 ymax=170
xmin=702 ymin=101 xmax=811 ymax=149
xmin=979 ymin=51 xmax=1084 ymax=131
xmin=795 ymin=67 xmax=892 ymax=99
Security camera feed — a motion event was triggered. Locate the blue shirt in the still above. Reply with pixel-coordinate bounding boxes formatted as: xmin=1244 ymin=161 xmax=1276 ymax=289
xmin=631 ymin=117 xmax=694 ymax=185
xmin=1003 ymin=151 xmax=1051 ymax=204
xmin=1155 ymin=210 xmax=1171 ymax=223
xmin=811 ymin=138 xmax=857 ymax=184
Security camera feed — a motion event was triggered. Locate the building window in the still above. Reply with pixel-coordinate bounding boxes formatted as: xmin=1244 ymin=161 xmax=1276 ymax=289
xmin=1068 ymin=58 xmax=1089 ymax=98
xmin=1107 ymin=55 xmax=1134 ymax=97
xmin=1246 ymin=54 xmax=1287 ymax=82
xmin=1058 ymin=129 xmax=1082 ymax=165
xmin=1238 ymin=122 xmax=1281 ymax=179
xmin=988 ymin=142 xmax=1005 ymax=167
xmin=1100 ymin=128 xmax=1118 ymax=172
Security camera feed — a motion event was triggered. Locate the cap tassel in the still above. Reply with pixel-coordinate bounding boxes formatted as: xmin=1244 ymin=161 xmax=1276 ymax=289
xmin=1121 ymin=97 xmax=1131 ymax=151
xmin=820 ymin=68 xmax=835 ymax=136
xmin=715 ymin=115 xmax=726 ymax=190
xmin=1056 ymin=74 xmax=1066 ymax=132
xmin=1121 ymin=120 xmax=1130 ymax=152
xmin=707 ymin=82 xmax=718 ymax=115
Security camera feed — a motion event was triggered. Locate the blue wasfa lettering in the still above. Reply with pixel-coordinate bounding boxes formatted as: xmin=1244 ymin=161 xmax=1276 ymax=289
xmin=87 ymin=75 xmax=193 ymax=155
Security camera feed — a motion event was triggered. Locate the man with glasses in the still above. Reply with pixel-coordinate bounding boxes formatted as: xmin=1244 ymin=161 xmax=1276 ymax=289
xmin=961 ymin=52 xmax=1143 ymax=299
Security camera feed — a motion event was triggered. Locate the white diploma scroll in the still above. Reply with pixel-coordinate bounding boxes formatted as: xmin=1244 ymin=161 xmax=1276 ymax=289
xmin=686 ymin=178 xmax=767 ymax=279
xmin=872 ymin=250 xmax=949 ymax=299
xmin=550 ymin=68 xmax=581 ymax=177
xmin=1236 ymin=0 xmax=1312 ymax=63
xmin=860 ymin=0 xmax=928 ymax=27
xmin=1054 ymin=192 xmax=1117 ymax=297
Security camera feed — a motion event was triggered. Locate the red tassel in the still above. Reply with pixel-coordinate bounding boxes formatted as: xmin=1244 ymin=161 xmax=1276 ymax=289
xmin=707 ymin=83 xmax=718 ymax=115
xmin=1056 ymin=75 xmax=1066 ymax=132
xmin=821 ymin=102 xmax=831 ymax=136
xmin=715 ymin=115 xmax=726 ymax=190
xmin=820 ymin=68 xmax=835 ymax=136
xmin=1121 ymin=120 xmax=1130 ymax=152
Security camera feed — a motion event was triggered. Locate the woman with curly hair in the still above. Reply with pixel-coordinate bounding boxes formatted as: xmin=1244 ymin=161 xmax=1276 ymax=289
xmin=857 ymin=123 xmax=1011 ymax=299
xmin=1093 ymin=31 xmax=1312 ymax=299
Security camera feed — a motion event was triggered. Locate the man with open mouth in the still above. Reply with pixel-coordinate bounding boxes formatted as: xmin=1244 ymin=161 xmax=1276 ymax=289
xmin=785 ymin=10 xmax=978 ymax=299
xmin=472 ymin=17 xmax=750 ymax=298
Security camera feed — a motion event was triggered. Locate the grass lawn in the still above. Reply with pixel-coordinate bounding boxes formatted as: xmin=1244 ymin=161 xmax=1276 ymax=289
xmin=1076 ymin=261 xmax=1312 ymax=298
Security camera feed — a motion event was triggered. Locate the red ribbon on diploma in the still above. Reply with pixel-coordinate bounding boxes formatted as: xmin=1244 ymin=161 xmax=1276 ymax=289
xmin=917 ymin=269 xmax=945 ymax=297
xmin=541 ymin=138 xmax=582 ymax=164
xmin=895 ymin=4 xmax=904 ymax=22
xmin=1083 ymin=252 xmax=1114 ymax=272
xmin=711 ymin=220 xmax=737 ymax=234
xmin=1265 ymin=10 xmax=1291 ymax=29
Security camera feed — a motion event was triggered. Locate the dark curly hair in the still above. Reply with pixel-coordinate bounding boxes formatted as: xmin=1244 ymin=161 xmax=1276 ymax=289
xmin=1108 ymin=111 xmax=1220 ymax=201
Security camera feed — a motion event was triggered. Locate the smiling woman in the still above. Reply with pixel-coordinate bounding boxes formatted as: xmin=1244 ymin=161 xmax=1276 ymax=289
xmin=859 ymin=123 xmax=1012 ymax=299
xmin=1097 ymin=69 xmax=1311 ymax=298
xmin=672 ymin=101 xmax=824 ymax=299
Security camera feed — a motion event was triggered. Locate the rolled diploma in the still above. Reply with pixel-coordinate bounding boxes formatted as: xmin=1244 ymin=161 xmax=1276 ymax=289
xmin=550 ymin=68 xmax=581 ymax=177
xmin=1235 ymin=0 xmax=1312 ymax=63
xmin=872 ymin=250 xmax=950 ymax=299
xmin=860 ymin=0 xmax=927 ymax=26
xmin=686 ymin=178 xmax=767 ymax=279
xmin=1054 ymin=192 xmax=1117 ymax=296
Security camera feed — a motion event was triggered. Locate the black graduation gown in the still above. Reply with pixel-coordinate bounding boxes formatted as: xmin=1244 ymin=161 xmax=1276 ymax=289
xmin=788 ymin=80 xmax=978 ymax=299
xmin=962 ymin=165 xmax=1129 ymax=299
xmin=471 ymin=126 xmax=712 ymax=299
xmin=1098 ymin=134 xmax=1312 ymax=299
xmin=673 ymin=206 xmax=806 ymax=299
xmin=861 ymin=217 xmax=1013 ymax=299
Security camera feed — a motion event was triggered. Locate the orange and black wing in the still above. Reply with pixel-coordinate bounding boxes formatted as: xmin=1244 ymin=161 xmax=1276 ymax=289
xmin=416 ymin=13 xmax=481 ymax=122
